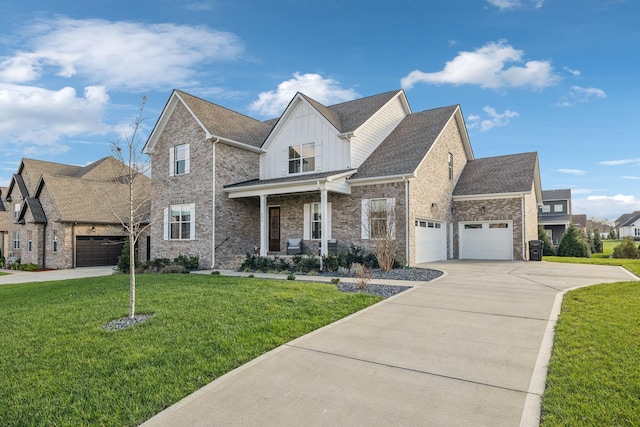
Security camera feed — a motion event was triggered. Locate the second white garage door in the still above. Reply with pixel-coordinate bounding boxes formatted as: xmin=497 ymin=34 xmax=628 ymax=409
xmin=415 ymin=220 xmax=446 ymax=263
xmin=459 ymin=221 xmax=513 ymax=260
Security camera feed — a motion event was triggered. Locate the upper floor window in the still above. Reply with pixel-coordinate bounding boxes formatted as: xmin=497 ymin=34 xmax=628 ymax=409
xmin=554 ymin=204 xmax=564 ymax=213
xmin=541 ymin=205 xmax=551 ymax=213
xmin=14 ymin=203 xmax=20 ymax=220
xmin=635 ymin=228 xmax=640 ymax=236
xmin=289 ymin=143 xmax=315 ymax=174
xmin=448 ymin=153 xmax=453 ymax=180
xmin=52 ymin=230 xmax=58 ymax=252
xmin=170 ymin=144 xmax=190 ymax=176
xmin=27 ymin=230 xmax=32 ymax=252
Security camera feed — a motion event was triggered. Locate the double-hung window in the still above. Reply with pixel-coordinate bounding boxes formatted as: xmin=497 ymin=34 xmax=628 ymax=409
xmin=164 ymin=204 xmax=195 ymax=240
xmin=14 ymin=203 xmax=20 ymax=220
xmin=361 ymin=198 xmax=396 ymax=240
xmin=311 ymin=203 xmax=321 ymax=239
xmin=288 ymin=143 xmax=315 ymax=174
xmin=52 ymin=230 xmax=58 ymax=252
xmin=27 ymin=231 xmax=32 ymax=252
xmin=448 ymin=153 xmax=453 ymax=180
xmin=170 ymin=144 xmax=190 ymax=176
xmin=303 ymin=202 xmax=331 ymax=240
xmin=13 ymin=231 xmax=20 ymax=249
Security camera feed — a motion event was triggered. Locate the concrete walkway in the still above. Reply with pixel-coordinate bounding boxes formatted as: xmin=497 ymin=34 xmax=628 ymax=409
xmin=141 ymin=261 xmax=637 ymax=427
xmin=0 ymin=266 xmax=116 ymax=285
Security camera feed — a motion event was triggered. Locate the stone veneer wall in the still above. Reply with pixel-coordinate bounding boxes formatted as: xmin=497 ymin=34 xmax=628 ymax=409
xmin=408 ymin=115 xmax=470 ymax=264
xmin=453 ymin=197 xmax=526 ymax=260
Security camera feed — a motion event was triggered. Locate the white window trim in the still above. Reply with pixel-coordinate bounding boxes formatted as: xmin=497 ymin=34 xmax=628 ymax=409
xmin=164 ymin=203 xmax=196 ymax=240
xmin=13 ymin=231 xmax=20 ymax=249
xmin=303 ymin=202 xmax=332 ymax=240
xmin=554 ymin=204 xmax=563 ymax=212
xmin=14 ymin=203 xmax=20 ymax=220
xmin=541 ymin=205 xmax=551 ymax=213
xmin=361 ymin=198 xmax=396 ymax=240
xmin=169 ymin=144 xmax=190 ymax=176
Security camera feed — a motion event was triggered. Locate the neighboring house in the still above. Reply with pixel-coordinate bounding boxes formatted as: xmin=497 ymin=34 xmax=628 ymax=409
xmin=0 ymin=186 xmax=8 ymax=260
xmin=571 ymin=214 xmax=587 ymax=231
xmin=614 ymin=211 xmax=640 ymax=239
xmin=538 ymin=189 xmax=573 ymax=245
xmin=5 ymin=157 xmax=151 ymax=268
xmin=143 ymin=89 xmax=542 ymax=269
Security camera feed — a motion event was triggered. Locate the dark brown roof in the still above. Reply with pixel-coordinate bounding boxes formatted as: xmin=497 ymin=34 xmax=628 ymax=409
xmin=453 ymin=152 xmax=538 ymax=196
xmin=353 ymin=105 xmax=458 ymax=180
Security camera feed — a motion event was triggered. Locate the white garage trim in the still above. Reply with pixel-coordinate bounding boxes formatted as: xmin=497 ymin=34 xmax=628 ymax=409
xmin=415 ymin=219 xmax=446 ymax=263
xmin=459 ymin=220 xmax=513 ymax=260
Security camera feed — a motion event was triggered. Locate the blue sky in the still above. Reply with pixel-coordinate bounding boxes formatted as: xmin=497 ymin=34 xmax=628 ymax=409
xmin=0 ymin=0 xmax=638 ymax=221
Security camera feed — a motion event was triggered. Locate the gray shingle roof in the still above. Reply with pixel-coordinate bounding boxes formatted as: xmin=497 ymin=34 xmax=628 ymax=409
xmin=453 ymin=152 xmax=538 ymax=196
xmin=616 ymin=210 xmax=640 ymax=227
xmin=542 ymin=189 xmax=571 ymax=201
xmin=24 ymin=197 xmax=47 ymax=224
xmin=325 ymin=90 xmax=402 ymax=133
xmin=176 ymin=90 xmax=274 ymax=147
xmin=353 ymin=105 xmax=458 ymax=180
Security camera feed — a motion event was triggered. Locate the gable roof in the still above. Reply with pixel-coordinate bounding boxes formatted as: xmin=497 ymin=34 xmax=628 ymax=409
xmin=453 ymin=152 xmax=541 ymax=197
xmin=37 ymin=174 xmax=150 ymax=224
xmin=0 ymin=186 xmax=7 ymax=212
xmin=616 ymin=210 xmax=640 ymax=227
xmin=352 ymin=105 xmax=460 ymax=180
xmin=324 ymin=90 xmax=404 ymax=134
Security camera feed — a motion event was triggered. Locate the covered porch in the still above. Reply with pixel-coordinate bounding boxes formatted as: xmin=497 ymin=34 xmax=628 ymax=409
xmin=224 ymin=170 xmax=355 ymax=258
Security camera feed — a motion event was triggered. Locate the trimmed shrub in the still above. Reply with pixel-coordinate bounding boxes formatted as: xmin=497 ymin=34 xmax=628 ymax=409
xmin=160 ymin=264 xmax=189 ymax=274
xmin=557 ymin=223 xmax=591 ymax=258
xmin=173 ymin=254 xmax=199 ymax=270
xmin=612 ymin=237 xmax=639 ymax=259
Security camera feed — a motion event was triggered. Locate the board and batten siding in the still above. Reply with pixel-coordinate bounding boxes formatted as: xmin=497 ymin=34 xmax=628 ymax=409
xmin=260 ymin=100 xmax=348 ymax=179
xmin=350 ymin=95 xmax=408 ymax=168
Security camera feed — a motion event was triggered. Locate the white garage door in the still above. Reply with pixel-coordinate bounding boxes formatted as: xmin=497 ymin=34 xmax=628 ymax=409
xmin=459 ymin=221 xmax=513 ymax=260
xmin=415 ymin=220 xmax=445 ymax=263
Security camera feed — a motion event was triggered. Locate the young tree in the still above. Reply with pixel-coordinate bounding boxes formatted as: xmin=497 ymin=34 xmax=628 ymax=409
xmin=612 ymin=237 xmax=639 ymax=259
xmin=362 ymin=198 xmax=398 ymax=271
xmin=557 ymin=222 xmax=591 ymax=258
xmin=592 ymin=229 xmax=603 ymax=253
xmin=109 ymin=97 xmax=153 ymax=318
xmin=608 ymin=228 xmax=618 ymax=240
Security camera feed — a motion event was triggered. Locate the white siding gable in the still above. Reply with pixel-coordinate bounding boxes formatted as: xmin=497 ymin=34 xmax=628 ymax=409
xmin=350 ymin=95 xmax=407 ymax=168
xmin=260 ymin=100 xmax=348 ymax=179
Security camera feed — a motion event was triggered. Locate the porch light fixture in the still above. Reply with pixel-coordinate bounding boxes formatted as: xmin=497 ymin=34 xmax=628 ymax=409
xmin=91 ymin=226 xmax=96 ymax=232
xmin=431 ymin=202 xmax=437 ymax=210
xmin=480 ymin=206 xmax=486 ymax=215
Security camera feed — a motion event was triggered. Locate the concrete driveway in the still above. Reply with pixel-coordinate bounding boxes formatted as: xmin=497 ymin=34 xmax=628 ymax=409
xmin=139 ymin=261 xmax=636 ymax=427
xmin=0 ymin=266 xmax=115 ymax=285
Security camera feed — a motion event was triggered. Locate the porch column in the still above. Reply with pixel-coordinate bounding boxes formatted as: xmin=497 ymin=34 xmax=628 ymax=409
xmin=320 ymin=188 xmax=328 ymax=258
xmin=260 ymin=194 xmax=268 ymax=257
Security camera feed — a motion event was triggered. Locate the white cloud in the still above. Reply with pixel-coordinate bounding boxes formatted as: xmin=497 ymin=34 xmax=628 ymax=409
xmin=486 ymin=0 xmax=545 ymax=10
xmin=401 ymin=40 xmax=558 ymax=90
xmin=0 ymin=83 xmax=110 ymax=153
xmin=250 ymin=72 xmax=359 ymax=117
xmin=563 ymin=66 xmax=581 ymax=76
xmin=556 ymin=85 xmax=606 ymax=107
xmin=466 ymin=106 xmax=519 ymax=131
xmin=186 ymin=2 xmax=219 ymax=11
xmin=558 ymin=168 xmax=587 ymax=176
xmin=621 ymin=176 xmax=640 ymax=180
xmin=0 ymin=16 xmax=244 ymax=91
xmin=573 ymin=194 xmax=640 ymax=221
xmin=599 ymin=158 xmax=640 ymax=166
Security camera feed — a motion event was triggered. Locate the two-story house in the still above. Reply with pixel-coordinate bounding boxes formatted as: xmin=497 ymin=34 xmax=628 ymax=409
xmin=0 ymin=186 xmax=8 ymax=260
xmin=537 ymin=189 xmax=572 ymax=245
xmin=144 ymin=89 xmax=542 ymax=269
xmin=5 ymin=157 xmax=150 ymax=268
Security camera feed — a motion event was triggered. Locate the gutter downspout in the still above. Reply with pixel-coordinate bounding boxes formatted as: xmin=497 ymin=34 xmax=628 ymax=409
xmin=72 ymin=223 xmax=76 ymax=268
xmin=210 ymin=137 xmax=219 ymax=268
xmin=521 ymin=193 xmax=526 ymax=260
xmin=402 ymin=176 xmax=409 ymax=267
xmin=42 ymin=223 xmax=46 ymax=268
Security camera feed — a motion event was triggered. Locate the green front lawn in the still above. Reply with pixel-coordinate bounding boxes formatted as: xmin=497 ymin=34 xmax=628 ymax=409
xmin=541 ymin=281 xmax=640 ymax=426
xmin=544 ymin=240 xmax=640 ymax=276
xmin=0 ymin=271 xmax=9 ymax=276
xmin=0 ymin=274 xmax=380 ymax=426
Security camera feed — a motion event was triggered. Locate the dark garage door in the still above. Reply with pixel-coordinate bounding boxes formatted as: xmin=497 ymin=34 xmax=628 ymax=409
xmin=76 ymin=236 xmax=126 ymax=267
